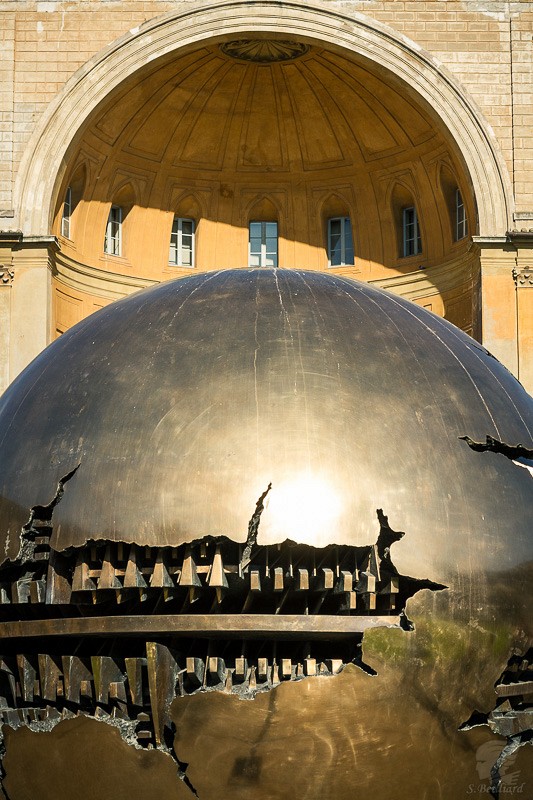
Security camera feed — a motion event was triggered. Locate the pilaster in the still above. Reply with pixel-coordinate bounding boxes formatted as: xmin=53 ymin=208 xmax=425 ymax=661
xmin=0 ymin=232 xmax=58 ymax=394
xmin=474 ymin=232 xmax=533 ymax=396
xmin=473 ymin=236 xmax=518 ymax=376
xmin=510 ymin=231 xmax=533 ymax=395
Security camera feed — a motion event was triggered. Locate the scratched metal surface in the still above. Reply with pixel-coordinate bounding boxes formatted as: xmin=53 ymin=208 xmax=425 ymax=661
xmin=2 ymin=579 xmax=531 ymax=800
xmin=2 ymin=575 xmax=531 ymax=799
xmin=0 ymin=269 xmax=532 ymax=798
xmin=0 ymin=269 xmax=532 ymax=582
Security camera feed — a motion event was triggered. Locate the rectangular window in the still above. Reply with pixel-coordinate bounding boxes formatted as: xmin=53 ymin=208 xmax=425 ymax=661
xmin=402 ymin=206 xmax=422 ymax=257
xmin=456 ymin=189 xmax=467 ymax=240
xmin=169 ymin=217 xmax=195 ymax=267
xmin=328 ymin=217 xmax=354 ymax=266
xmin=61 ymin=187 xmax=72 ymax=239
xmin=104 ymin=205 xmax=122 ymax=256
xmin=249 ymin=221 xmax=278 ymax=268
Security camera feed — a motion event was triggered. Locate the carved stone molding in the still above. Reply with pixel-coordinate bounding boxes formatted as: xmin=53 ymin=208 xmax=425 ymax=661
xmin=513 ymin=268 xmax=533 ymax=287
xmin=0 ymin=268 xmax=14 ymax=285
xmin=220 ymin=39 xmax=309 ymax=62
xmin=55 ymin=250 xmax=157 ymax=300
xmin=15 ymin=0 xmax=512 ymax=237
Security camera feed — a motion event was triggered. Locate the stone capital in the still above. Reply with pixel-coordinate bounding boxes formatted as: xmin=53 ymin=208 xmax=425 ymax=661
xmin=0 ymin=268 xmax=14 ymax=285
xmin=513 ymin=268 xmax=533 ymax=287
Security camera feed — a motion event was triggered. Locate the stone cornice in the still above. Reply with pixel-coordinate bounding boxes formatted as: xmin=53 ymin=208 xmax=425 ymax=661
xmin=507 ymin=230 xmax=533 ymax=246
xmin=54 ymin=250 xmax=476 ymax=304
xmin=370 ymin=251 xmax=476 ymax=300
xmin=473 ymin=232 xmax=533 ymax=248
xmin=472 ymin=236 xmax=509 ymax=247
xmin=55 ymin=251 xmax=158 ymax=300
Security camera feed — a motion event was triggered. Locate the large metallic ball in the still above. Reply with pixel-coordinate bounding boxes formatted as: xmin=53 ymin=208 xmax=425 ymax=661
xmin=0 ymin=269 xmax=531 ymax=800
xmin=0 ymin=269 xmax=531 ymax=571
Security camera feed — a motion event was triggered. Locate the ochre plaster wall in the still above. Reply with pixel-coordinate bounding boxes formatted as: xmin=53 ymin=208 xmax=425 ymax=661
xmin=47 ymin=41 xmax=476 ymax=335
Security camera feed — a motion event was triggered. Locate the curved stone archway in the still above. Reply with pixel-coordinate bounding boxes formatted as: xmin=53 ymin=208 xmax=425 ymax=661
xmin=15 ymin=0 xmax=512 ymax=238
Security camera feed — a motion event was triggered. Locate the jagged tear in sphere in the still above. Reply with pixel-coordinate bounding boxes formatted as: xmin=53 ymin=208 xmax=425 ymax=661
xmin=0 ymin=269 xmax=532 ymax=581
xmin=0 ymin=269 xmax=532 ymax=800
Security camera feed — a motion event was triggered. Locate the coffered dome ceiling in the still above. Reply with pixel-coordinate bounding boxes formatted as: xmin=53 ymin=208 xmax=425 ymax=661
xmin=55 ymin=38 xmax=475 ymax=332
xmin=81 ymin=41 xmax=443 ymax=184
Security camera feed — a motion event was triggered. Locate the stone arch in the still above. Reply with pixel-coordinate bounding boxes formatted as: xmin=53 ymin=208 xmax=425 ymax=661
xmin=388 ymin=180 xmax=421 ymax=259
xmin=171 ymin=192 xmax=204 ymax=222
xmin=320 ymin=192 xmax=353 ymax=221
xmin=15 ymin=0 xmax=512 ymax=238
xmin=246 ymin=196 xmax=281 ymax=223
xmin=319 ymin=192 xmax=356 ymax=265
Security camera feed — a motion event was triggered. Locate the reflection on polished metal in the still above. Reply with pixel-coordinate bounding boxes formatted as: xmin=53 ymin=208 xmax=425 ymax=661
xmin=0 ymin=269 xmax=531 ymax=799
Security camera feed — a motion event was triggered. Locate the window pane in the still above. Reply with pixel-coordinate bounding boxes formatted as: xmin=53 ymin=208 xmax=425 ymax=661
xmin=344 ymin=219 xmax=354 ymax=263
xmin=182 ymin=219 xmax=193 ymax=237
xmin=330 ymin=244 xmax=342 ymax=266
xmin=169 ymin=239 xmax=177 ymax=264
xmin=330 ymin=219 xmax=341 ymax=236
xmin=456 ymin=190 xmax=467 ymax=240
xmin=169 ymin=217 xmax=195 ymax=267
xmin=104 ymin=206 xmax=122 ymax=256
xmin=61 ymin=187 xmax=72 ymax=238
xmin=181 ymin=247 xmax=192 ymax=267
xmin=249 ymin=221 xmax=278 ymax=267
xmin=328 ymin=217 xmax=347 ymax=266
xmin=403 ymin=207 xmax=418 ymax=257
xmin=330 ymin=232 xmax=341 ymax=249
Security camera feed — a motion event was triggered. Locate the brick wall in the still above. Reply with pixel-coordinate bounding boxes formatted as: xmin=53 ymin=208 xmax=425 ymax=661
xmin=0 ymin=0 xmax=531 ymax=220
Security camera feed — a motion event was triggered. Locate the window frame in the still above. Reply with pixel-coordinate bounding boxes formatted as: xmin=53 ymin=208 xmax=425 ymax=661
xmin=61 ymin=186 xmax=72 ymax=239
xmin=455 ymin=188 xmax=468 ymax=241
xmin=402 ymin=206 xmax=422 ymax=258
xmin=169 ymin=217 xmax=195 ymax=268
xmin=104 ymin=205 xmax=122 ymax=256
xmin=248 ymin=220 xmax=278 ymax=268
xmin=327 ymin=216 xmax=354 ymax=267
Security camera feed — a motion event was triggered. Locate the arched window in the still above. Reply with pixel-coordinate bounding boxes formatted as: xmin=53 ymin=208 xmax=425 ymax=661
xmin=391 ymin=184 xmax=423 ymax=258
xmin=59 ymin=163 xmax=86 ymax=241
xmin=455 ymin=189 xmax=468 ymax=240
xmin=103 ymin=183 xmax=135 ymax=257
xmin=246 ymin=197 xmax=280 ymax=268
xmin=249 ymin=221 xmax=278 ymax=267
xmin=61 ymin=187 xmax=72 ymax=238
xmin=402 ymin=206 xmax=422 ymax=257
xmin=327 ymin=217 xmax=354 ymax=266
xmin=320 ymin=194 xmax=355 ymax=268
xmin=104 ymin=205 xmax=122 ymax=255
xmin=169 ymin=217 xmax=195 ymax=267
xmin=439 ymin=164 xmax=468 ymax=242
